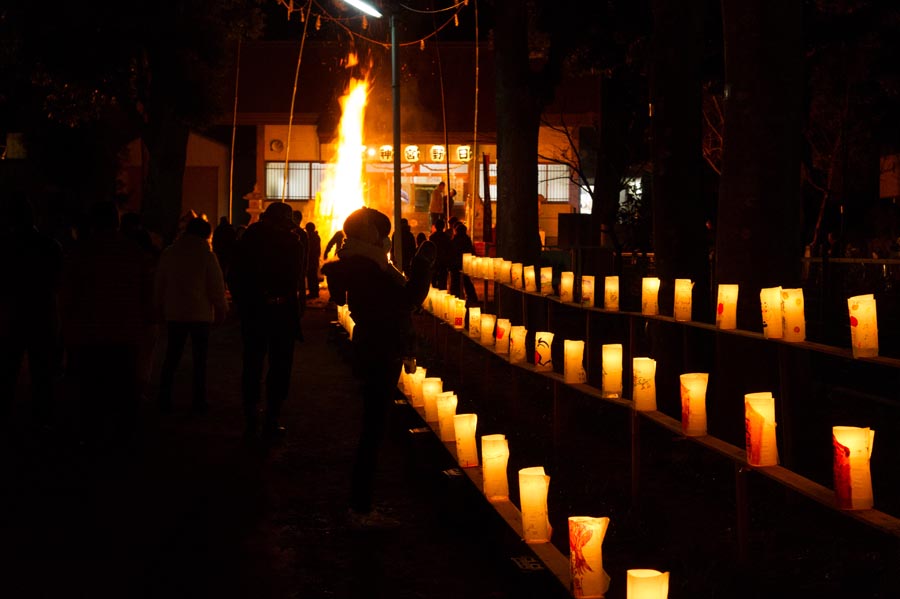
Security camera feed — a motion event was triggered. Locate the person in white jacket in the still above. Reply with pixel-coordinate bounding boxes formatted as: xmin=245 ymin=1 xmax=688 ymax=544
xmin=154 ymin=217 xmax=227 ymax=413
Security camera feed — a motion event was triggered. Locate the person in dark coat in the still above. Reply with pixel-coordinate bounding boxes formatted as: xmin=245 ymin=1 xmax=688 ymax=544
xmin=212 ymin=216 xmax=237 ymax=278
xmin=428 ymin=217 xmax=453 ymax=290
xmin=321 ymin=207 xmax=434 ymax=526
xmin=305 ymin=222 xmax=322 ymax=298
xmin=228 ymin=202 xmax=305 ymax=440
xmin=323 ymin=229 xmax=345 ymax=260
xmin=391 ymin=218 xmax=417 ymax=275
xmin=449 ymin=223 xmax=478 ymax=304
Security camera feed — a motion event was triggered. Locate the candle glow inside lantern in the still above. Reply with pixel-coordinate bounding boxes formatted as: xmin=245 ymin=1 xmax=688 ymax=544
xmin=601 ymin=344 xmax=623 ymax=398
xmin=483 ymin=257 xmax=495 ymax=280
xmin=410 ymin=366 xmax=426 ymax=408
xmin=472 ymin=256 xmax=483 ymax=278
xmin=564 ymin=340 xmax=587 ymax=384
xmin=454 ymin=413 xmax=479 ymax=467
xmin=674 ymin=278 xmax=693 ymax=322
xmin=833 ymin=426 xmax=875 ymax=510
xmin=468 ymin=306 xmax=481 ymax=339
xmin=480 ymin=313 xmax=497 ymax=346
xmin=422 ymin=377 xmax=443 ymax=423
xmin=512 ymin=263 xmax=524 ymax=288
xmin=716 ymin=284 xmax=739 ymax=330
xmin=492 ymin=257 xmax=504 ymax=281
xmin=519 ymin=466 xmax=552 ymax=543
xmin=560 ymin=272 xmax=575 ymax=303
xmin=847 ymin=294 xmax=878 ymax=358
xmin=534 ymin=331 xmax=554 ymax=371
xmin=481 ymin=434 xmax=510 ymax=500
xmin=744 ymin=392 xmax=779 ymax=466
xmin=781 ymin=288 xmax=806 ymax=342
xmin=495 ymin=318 xmax=511 ymax=354
xmin=436 ymin=391 xmax=458 ymax=442
xmin=525 ymin=266 xmax=537 ymax=292
xmin=626 ymin=569 xmax=670 ymax=599
xmin=604 ymin=276 xmax=619 ymax=311
xmin=581 ymin=275 xmax=595 ymax=308
xmin=540 ymin=266 xmax=554 ymax=296
xmin=500 ymin=260 xmax=513 ymax=284
xmin=680 ymin=373 xmax=709 ymax=436
xmin=642 ymin=277 xmax=661 ymax=315
xmin=632 ymin=357 xmax=657 ymax=411
xmin=569 ymin=516 xmax=611 ymax=599
xmin=462 ymin=252 xmax=473 ymax=274
xmin=509 ymin=326 xmax=528 ymax=364
xmin=759 ymin=286 xmax=784 ymax=339
xmin=452 ymin=298 xmax=467 ymax=330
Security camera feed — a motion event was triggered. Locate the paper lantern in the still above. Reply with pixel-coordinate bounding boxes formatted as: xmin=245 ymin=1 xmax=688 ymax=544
xmin=581 ymin=275 xmax=595 ymax=308
xmin=673 ymin=278 xmax=693 ymax=322
xmin=436 ymin=391 xmax=458 ymax=442
xmin=452 ymin=298 xmax=467 ymax=330
xmin=632 ymin=357 xmax=657 ymax=411
xmin=410 ymin=366 xmax=427 ymax=408
xmin=525 ymin=266 xmax=537 ymax=292
xmin=626 ymin=569 xmax=669 ymax=599
xmin=491 ymin=257 xmax=504 ymax=282
xmin=519 ymin=466 xmax=552 ymax=543
xmin=480 ymin=313 xmax=496 ymax=346
xmin=500 ymin=260 xmax=513 ymax=284
xmin=759 ymin=286 xmax=783 ymax=339
xmin=454 ymin=413 xmax=479 ymax=467
xmin=535 ymin=331 xmax=554 ymax=371
xmin=422 ymin=377 xmax=443 ymax=423
xmin=472 ymin=256 xmax=483 ymax=278
xmin=560 ymin=272 xmax=575 ymax=303
xmin=483 ymin=257 xmax=495 ymax=280
xmin=847 ymin=294 xmax=878 ymax=358
xmin=716 ymin=284 xmax=739 ymax=330
xmin=833 ymin=426 xmax=875 ymax=510
xmin=569 ymin=516 xmax=611 ymax=599
xmin=602 ymin=344 xmax=623 ymax=398
xmin=462 ymin=252 xmax=473 ymax=274
xmin=781 ymin=288 xmax=806 ymax=342
xmin=641 ymin=277 xmax=660 ymax=316
xmin=509 ymin=325 xmax=528 ymax=364
xmin=604 ymin=276 xmax=619 ymax=311
xmin=744 ymin=392 xmax=778 ymax=466
xmin=481 ymin=434 xmax=509 ymax=500
xmin=540 ymin=266 xmax=554 ymax=296
xmin=680 ymin=373 xmax=709 ymax=436
xmin=495 ymin=318 xmax=511 ymax=354
xmin=512 ymin=263 xmax=524 ymax=288
xmin=564 ymin=340 xmax=587 ymax=384
xmin=468 ymin=306 xmax=481 ymax=339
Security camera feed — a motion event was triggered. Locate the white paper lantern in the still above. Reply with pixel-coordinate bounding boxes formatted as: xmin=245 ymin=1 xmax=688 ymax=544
xmin=627 ymin=569 xmax=669 ymax=599
xmin=642 ymin=277 xmax=660 ymax=316
xmin=519 ymin=466 xmax=552 ymax=543
xmin=509 ymin=325 xmax=528 ymax=364
xmin=436 ymin=391 xmax=458 ymax=442
xmin=452 ymin=297 xmax=467 ymax=330
xmin=581 ymin=275 xmax=595 ymax=308
xmin=602 ymin=344 xmax=623 ymax=398
xmin=410 ymin=366 xmax=427 ymax=408
xmin=569 ymin=516 xmax=611 ymax=599
xmin=480 ymin=313 xmax=496 ymax=346
xmin=500 ymin=260 xmax=513 ymax=284
xmin=540 ymin=266 xmax=554 ymax=296
xmin=560 ymin=272 xmax=575 ymax=303
xmin=673 ymin=278 xmax=693 ymax=322
xmin=535 ymin=331 xmax=554 ymax=371
xmin=833 ymin=426 xmax=875 ymax=510
xmin=847 ymin=294 xmax=878 ymax=358
xmin=468 ymin=306 xmax=481 ymax=339
xmin=632 ymin=357 xmax=657 ymax=411
xmin=744 ymin=392 xmax=778 ymax=466
xmin=759 ymin=286 xmax=783 ymax=339
xmin=454 ymin=413 xmax=479 ymax=467
xmin=512 ymin=263 xmax=524 ymax=288
xmin=481 ymin=434 xmax=510 ymax=500
xmin=525 ymin=266 xmax=537 ymax=292
xmin=716 ymin=284 xmax=739 ymax=330
xmin=564 ymin=340 xmax=587 ymax=384
xmin=495 ymin=318 xmax=511 ymax=354
xmin=422 ymin=377 xmax=443 ymax=423
xmin=604 ymin=276 xmax=619 ymax=311
xmin=781 ymin=288 xmax=806 ymax=342
xmin=680 ymin=373 xmax=709 ymax=436
xmin=462 ymin=252 xmax=473 ymax=274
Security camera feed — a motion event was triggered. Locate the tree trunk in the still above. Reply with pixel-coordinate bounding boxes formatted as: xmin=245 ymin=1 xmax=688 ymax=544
xmin=718 ymin=0 xmax=803 ymax=329
xmin=649 ymin=0 xmax=708 ymax=317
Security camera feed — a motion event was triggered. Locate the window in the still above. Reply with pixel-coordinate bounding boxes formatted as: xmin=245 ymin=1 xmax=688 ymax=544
xmin=539 ymin=164 xmax=571 ymax=203
xmin=265 ymin=161 xmax=326 ymax=200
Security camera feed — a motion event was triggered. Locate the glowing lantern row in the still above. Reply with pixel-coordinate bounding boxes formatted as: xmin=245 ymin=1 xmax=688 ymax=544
xmin=602 ymin=344 xmax=623 ymax=398
xmin=455 ymin=413 xmax=479 ymax=467
xmin=641 ymin=277 xmax=660 ymax=316
xmin=481 ymin=433 xmax=509 ymax=500
xmin=744 ymin=392 xmax=779 ymax=467
xmin=627 ymin=569 xmax=669 ymax=599
xmin=541 ymin=266 xmax=553 ymax=296
xmin=680 ymin=373 xmax=709 ymax=437
xmin=632 ymin=357 xmax=657 ymax=411
xmin=847 ymin=294 xmax=878 ymax=358
xmin=581 ymin=275 xmax=595 ymax=308
xmin=509 ymin=325 xmax=528 ymax=364
xmin=422 ymin=377 xmax=443 ymax=423
xmin=535 ymin=331 xmax=554 ymax=371
xmin=480 ymin=313 xmax=496 ymax=346
xmin=716 ymin=284 xmax=739 ymax=330
xmin=560 ymin=271 xmax=575 ymax=303
xmin=495 ymin=318 xmax=511 ymax=354
xmin=673 ymin=278 xmax=693 ymax=322
xmin=564 ymin=340 xmax=587 ymax=384
xmin=512 ymin=263 xmax=524 ymax=288
xmin=436 ymin=391 xmax=458 ymax=442
xmin=525 ymin=266 xmax=537 ymax=292
xmin=568 ymin=516 xmax=611 ymax=598
xmin=605 ymin=276 xmax=619 ymax=311
xmin=519 ymin=466 xmax=552 ymax=543
xmin=468 ymin=307 xmax=481 ymax=339
xmin=833 ymin=426 xmax=875 ymax=510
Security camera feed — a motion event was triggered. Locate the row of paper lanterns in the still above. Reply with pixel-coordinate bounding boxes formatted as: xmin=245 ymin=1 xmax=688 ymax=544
xmin=461 ymin=254 xmax=880 ymax=358
xmin=422 ymin=287 xmax=877 ymax=513
xmin=397 ymin=362 xmax=669 ymax=598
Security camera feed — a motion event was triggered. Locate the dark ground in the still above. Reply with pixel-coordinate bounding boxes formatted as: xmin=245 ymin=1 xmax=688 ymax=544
xmin=1 ymin=301 xmax=572 ymax=599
